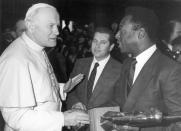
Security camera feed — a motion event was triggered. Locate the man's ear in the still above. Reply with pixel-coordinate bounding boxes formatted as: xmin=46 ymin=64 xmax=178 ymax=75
xmin=138 ymin=28 xmax=145 ymax=39
xmin=25 ymin=21 xmax=35 ymax=33
xmin=110 ymin=44 xmax=115 ymax=52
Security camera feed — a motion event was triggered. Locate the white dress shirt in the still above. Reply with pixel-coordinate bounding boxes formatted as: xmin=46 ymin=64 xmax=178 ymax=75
xmin=0 ymin=33 xmax=65 ymax=131
xmin=133 ymin=45 xmax=157 ymax=84
xmin=88 ymin=55 xmax=110 ymax=91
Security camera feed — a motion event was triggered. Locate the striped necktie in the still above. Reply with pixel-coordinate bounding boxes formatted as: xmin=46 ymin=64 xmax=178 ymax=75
xmin=127 ymin=58 xmax=137 ymax=96
xmin=87 ymin=62 xmax=99 ymax=101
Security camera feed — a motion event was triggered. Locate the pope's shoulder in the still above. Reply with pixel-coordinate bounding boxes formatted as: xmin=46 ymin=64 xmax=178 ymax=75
xmin=0 ymin=37 xmax=32 ymax=65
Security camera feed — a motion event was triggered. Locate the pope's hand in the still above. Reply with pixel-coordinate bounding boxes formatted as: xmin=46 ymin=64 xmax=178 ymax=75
xmin=64 ymin=74 xmax=84 ymax=93
xmin=63 ymin=109 xmax=90 ymax=126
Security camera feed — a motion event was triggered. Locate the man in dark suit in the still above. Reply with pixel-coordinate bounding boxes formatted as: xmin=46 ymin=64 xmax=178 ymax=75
xmin=115 ymin=6 xmax=181 ymax=131
xmin=67 ymin=27 xmax=122 ymax=111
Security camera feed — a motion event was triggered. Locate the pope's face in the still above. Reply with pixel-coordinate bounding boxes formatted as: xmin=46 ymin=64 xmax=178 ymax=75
xmin=91 ymin=32 xmax=114 ymax=61
xmin=31 ymin=7 xmax=60 ymax=47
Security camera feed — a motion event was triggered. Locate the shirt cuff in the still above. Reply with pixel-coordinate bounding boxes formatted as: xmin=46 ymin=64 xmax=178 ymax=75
xmin=59 ymin=83 xmax=67 ymax=101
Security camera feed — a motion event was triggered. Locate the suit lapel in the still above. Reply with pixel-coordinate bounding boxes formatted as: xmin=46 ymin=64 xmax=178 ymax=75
xmin=89 ymin=57 xmax=116 ymax=102
xmin=123 ymin=50 xmax=159 ymax=112
xmin=83 ymin=58 xmax=93 ymax=104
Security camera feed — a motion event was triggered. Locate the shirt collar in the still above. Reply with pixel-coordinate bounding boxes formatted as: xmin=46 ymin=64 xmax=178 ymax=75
xmin=92 ymin=55 xmax=110 ymax=66
xmin=21 ymin=32 xmax=44 ymax=52
xmin=136 ymin=44 xmax=157 ymax=63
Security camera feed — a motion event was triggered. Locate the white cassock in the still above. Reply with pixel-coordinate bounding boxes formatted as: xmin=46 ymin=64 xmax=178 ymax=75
xmin=0 ymin=33 xmax=66 ymax=131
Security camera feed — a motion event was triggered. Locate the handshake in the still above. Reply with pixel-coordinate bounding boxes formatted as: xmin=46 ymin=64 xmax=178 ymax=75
xmin=63 ymin=108 xmax=90 ymax=128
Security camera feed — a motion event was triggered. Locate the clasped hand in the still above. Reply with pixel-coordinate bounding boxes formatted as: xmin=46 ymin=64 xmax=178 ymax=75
xmin=63 ymin=109 xmax=90 ymax=127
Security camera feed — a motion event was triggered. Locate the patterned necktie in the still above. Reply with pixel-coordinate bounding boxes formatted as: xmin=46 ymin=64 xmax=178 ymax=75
xmin=87 ymin=62 xmax=99 ymax=101
xmin=127 ymin=58 xmax=137 ymax=96
xmin=42 ymin=50 xmax=60 ymax=100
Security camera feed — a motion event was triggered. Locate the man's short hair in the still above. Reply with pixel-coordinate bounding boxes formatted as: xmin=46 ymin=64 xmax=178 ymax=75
xmin=25 ymin=3 xmax=57 ymax=22
xmin=93 ymin=27 xmax=114 ymax=45
xmin=125 ymin=6 xmax=159 ymax=42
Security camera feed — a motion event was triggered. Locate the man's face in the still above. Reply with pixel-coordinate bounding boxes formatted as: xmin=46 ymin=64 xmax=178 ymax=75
xmin=91 ymin=32 xmax=114 ymax=61
xmin=115 ymin=16 xmax=138 ymax=54
xmin=31 ymin=7 xmax=60 ymax=47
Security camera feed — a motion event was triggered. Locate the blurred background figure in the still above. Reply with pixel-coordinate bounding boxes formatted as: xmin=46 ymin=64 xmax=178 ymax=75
xmin=172 ymin=36 xmax=181 ymax=63
xmin=1 ymin=18 xmax=26 ymax=55
xmin=111 ymin=22 xmax=118 ymax=35
xmin=1 ymin=28 xmax=16 ymax=55
xmin=66 ymin=45 xmax=78 ymax=76
xmin=157 ymin=19 xmax=181 ymax=59
xmin=14 ymin=19 xmax=26 ymax=37
xmin=45 ymin=46 xmax=68 ymax=83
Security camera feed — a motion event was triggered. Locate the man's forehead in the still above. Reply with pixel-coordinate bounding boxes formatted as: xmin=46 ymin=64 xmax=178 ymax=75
xmin=94 ymin=32 xmax=110 ymax=41
xmin=94 ymin=32 xmax=109 ymax=37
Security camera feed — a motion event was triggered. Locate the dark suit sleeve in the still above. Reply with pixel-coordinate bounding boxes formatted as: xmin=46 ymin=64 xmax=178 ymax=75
xmin=113 ymin=59 xmax=130 ymax=111
xmin=113 ymin=77 xmax=124 ymax=108
xmin=66 ymin=60 xmax=82 ymax=109
xmin=162 ymin=65 xmax=181 ymax=130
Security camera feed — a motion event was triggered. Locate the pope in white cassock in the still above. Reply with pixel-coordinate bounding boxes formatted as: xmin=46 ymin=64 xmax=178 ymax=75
xmin=0 ymin=3 xmax=90 ymax=131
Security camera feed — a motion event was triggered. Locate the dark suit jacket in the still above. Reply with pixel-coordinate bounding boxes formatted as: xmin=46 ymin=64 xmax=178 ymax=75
xmin=67 ymin=57 xmax=122 ymax=110
xmin=118 ymin=49 xmax=181 ymax=131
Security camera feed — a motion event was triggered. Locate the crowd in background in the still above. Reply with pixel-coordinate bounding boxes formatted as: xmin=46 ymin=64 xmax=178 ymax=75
xmin=2 ymin=17 xmax=181 ymax=82
xmin=1 ymin=19 xmax=126 ymax=83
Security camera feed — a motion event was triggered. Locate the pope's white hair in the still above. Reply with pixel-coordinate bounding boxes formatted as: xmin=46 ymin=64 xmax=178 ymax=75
xmin=24 ymin=3 xmax=57 ymax=22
